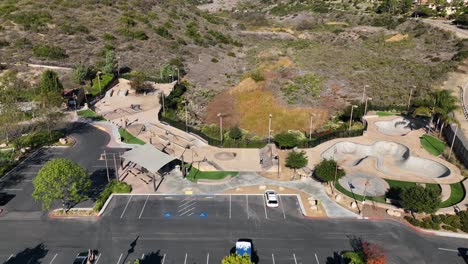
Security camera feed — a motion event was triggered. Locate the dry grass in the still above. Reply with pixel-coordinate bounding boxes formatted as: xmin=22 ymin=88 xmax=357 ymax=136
xmin=386 ymin=33 xmax=409 ymax=42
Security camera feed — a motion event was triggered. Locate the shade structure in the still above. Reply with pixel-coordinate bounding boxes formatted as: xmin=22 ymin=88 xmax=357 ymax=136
xmin=120 ymin=144 xmax=176 ymax=173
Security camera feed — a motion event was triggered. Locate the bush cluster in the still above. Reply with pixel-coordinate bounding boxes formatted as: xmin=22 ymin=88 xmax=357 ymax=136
xmin=32 ymin=44 xmax=67 ymax=60
xmin=93 ymin=180 xmax=132 ymax=211
xmin=13 ymin=130 xmax=64 ymax=149
xmin=404 ymin=211 xmax=468 ymax=233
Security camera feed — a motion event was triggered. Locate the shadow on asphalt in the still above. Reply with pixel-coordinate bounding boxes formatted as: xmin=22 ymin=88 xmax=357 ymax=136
xmin=458 ymin=248 xmax=468 ymax=264
xmin=326 ymin=252 xmax=343 ymax=264
xmin=87 ymin=168 xmax=117 ymax=201
xmin=141 ymin=250 xmax=164 ymax=264
xmin=4 ymin=243 xmax=48 ymax=264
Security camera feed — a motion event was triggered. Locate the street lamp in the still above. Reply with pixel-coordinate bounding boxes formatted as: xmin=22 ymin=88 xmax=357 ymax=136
xmin=217 ymin=113 xmax=223 ymax=143
xmin=175 ymin=67 xmax=180 ymax=84
xmin=182 ymin=100 xmax=188 ymax=132
xmin=407 ymin=86 xmax=415 ymax=111
xmin=349 ymin=105 xmax=358 ymax=130
xmin=268 ymin=114 xmax=272 ymax=144
xmin=364 ymin=97 xmax=372 ymax=117
xmin=449 ymin=123 xmax=458 ymax=159
xmin=362 ymin=85 xmax=369 ymax=103
xmin=96 ymin=71 xmax=102 ymax=92
xmin=309 ymin=113 xmax=315 ymax=141
xmin=161 ymin=91 xmax=165 ymax=116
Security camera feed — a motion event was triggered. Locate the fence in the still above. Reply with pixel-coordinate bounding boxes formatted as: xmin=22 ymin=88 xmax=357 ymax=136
xmin=460 ymin=86 xmax=468 ymax=121
xmin=443 ymin=123 xmax=468 ymax=168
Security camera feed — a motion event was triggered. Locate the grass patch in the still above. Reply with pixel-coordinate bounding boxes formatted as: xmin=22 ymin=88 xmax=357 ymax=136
xmin=186 ymin=166 xmax=238 ymax=182
xmin=118 ymin=128 xmax=145 ymax=145
xmin=385 ymin=179 xmax=416 ymax=189
xmin=420 ymin=134 xmax=446 ymax=156
xmin=376 ymin=111 xmax=399 ymax=117
xmin=440 ymin=181 xmax=466 ymax=208
xmin=88 ymin=74 xmax=114 ymax=96
xmin=77 ymin=109 xmax=105 ymax=121
xmin=334 ymin=181 xmax=386 ymax=203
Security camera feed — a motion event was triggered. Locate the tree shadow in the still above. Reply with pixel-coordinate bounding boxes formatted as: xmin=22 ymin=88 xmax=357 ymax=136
xmin=326 ymin=252 xmax=343 ymax=264
xmin=0 ymin=193 xmax=15 ymax=206
xmin=141 ymin=250 xmax=164 ymax=264
xmin=87 ymin=168 xmax=116 ymax=201
xmin=458 ymin=248 xmax=468 ymax=264
xmin=4 ymin=243 xmax=48 ymax=264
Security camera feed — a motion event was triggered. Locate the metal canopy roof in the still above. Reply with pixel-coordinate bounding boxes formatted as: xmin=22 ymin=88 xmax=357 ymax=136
xmin=121 ymin=144 xmax=176 ymax=173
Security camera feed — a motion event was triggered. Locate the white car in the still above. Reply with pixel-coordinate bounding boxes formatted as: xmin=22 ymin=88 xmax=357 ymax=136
xmin=265 ymin=190 xmax=279 ymax=208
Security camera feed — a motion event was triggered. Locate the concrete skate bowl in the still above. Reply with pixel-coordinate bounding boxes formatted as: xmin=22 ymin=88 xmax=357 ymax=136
xmin=321 ymin=141 xmax=450 ymax=179
xmin=339 ymin=173 xmax=389 ymax=196
xmin=214 ymin=152 xmax=237 ymax=161
xmin=374 ymin=117 xmax=424 ymax=136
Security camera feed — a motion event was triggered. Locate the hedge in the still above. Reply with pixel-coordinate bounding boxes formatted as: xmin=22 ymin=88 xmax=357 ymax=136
xmin=93 ymin=180 xmax=132 ymax=211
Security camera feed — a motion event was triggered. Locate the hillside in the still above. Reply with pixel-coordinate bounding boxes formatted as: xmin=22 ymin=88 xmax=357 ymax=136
xmin=1 ymin=0 xmax=467 ymax=132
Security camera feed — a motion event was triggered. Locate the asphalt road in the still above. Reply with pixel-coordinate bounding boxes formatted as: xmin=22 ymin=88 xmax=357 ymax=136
xmin=0 ymin=195 xmax=466 ymax=264
xmin=0 ymin=122 xmax=128 ymax=217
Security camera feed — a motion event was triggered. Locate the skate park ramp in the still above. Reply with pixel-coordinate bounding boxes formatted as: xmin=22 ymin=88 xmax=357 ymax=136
xmin=321 ymin=141 xmax=450 ymax=179
xmin=374 ymin=117 xmax=425 ymax=136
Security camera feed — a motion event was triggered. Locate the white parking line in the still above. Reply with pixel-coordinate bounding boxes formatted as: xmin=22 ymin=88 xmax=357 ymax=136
xmin=184 ymin=253 xmax=187 ymax=264
xmin=438 ymin=248 xmax=459 ymax=252
xmin=7 ymin=254 xmax=13 ymax=260
xmin=206 ymin=253 xmax=210 ymax=264
xmin=229 ymin=195 xmax=231 ymax=219
xmin=94 ymin=253 xmax=101 ymax=264
xmin=141 ymin=254 xmax=145 ymax=259
xmin=178 ymin=202 xmax=196 ymax=212
xmin=3 ymin=189 xmax=23 ymax=191
xmin=179 ymin=199 xmax=196 ymax=207
xmin=279 ymin=195 xmax=286 ymax=219
xmin=139 ymin=195 xmax=149 ymax=219
xmin=315 ymin=253 xmax=320 ymax=264
xmin=162 ymin=253 xmax=166 ymax=264
xmin=49 ymin=253 xmax=58 ymax=264
xmin=120 ymin=195 xmax=133 ymax=219
xmin=271 ymin=253 xmax=275 ymax=264
xmin=263 ymin=194 xmax=268 ymax=219
xmin=116 ymin=253 xmax=123 ymax=264
xmin=293 ymin=253 xmax=297 ymax=264
xmin=246 ymin=195 xmax=249 ymax=219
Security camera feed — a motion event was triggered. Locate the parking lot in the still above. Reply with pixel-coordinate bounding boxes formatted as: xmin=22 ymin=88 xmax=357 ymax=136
xmin=103 ymin=194 xmax=305 ymax=221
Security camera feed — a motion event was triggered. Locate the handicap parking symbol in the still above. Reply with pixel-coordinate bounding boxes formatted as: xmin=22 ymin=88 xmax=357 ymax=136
xmin=164 ymin=212 xmax=172 ymax=218
xmin=199 ymin=212 xmax=208 ymax=218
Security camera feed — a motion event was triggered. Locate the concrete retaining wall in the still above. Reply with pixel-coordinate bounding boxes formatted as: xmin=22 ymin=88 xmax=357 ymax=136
xmin=444 ymin=124 xmax=468 ymax=168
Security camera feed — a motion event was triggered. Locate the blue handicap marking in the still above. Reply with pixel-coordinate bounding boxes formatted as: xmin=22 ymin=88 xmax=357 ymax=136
xmin=199 ymin=212 xmax=208 ymax=218
xmin=164 ymin=212 xmax=172 ymax=218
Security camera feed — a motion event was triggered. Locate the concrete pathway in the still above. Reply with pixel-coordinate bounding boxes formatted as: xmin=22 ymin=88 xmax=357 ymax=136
xmin=158 ymin=172 xmax=358 ymax=218
xmin=440 ymin=184 xmax=451 ymax=202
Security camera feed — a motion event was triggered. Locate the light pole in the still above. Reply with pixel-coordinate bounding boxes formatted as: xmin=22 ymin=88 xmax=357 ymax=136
xmin=175 ymin=67 xmax=180 ymax=84
xmin=217 ymin=113 xmax=223 ymax=143
xmin=407 ymin=86 xmax=415 ymax=111
xmin=268 ymin=114 xmax=272 ymax=144
xmin=362 ymin=179 xmax=370 ymax=205
xmin=97 ymin=71 xmax=102 ymax=92
xmin=161 ymin=91 xmax=165 ymax=116
xmin=349 ymin=105 xmax=358 ymax=130
xmin=364 ymin=97 xmax=372 ymax=117
xmin=309 ymin=113 xmax=315 ymax=141
xmin=362 ymin=85 xmax=369 ymax=103
xmin=449 ymin=124 xmax=458 ymax=159
xmin=182 ymin=100 xmax=188 ymax=132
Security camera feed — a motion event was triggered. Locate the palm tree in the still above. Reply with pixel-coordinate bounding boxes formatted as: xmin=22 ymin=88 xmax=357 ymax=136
xmin=429 ymin=90 xmax=459 ymax=137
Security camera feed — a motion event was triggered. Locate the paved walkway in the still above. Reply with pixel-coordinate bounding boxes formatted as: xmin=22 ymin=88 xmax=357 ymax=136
xmin=156 ymin=172 xmax=358 ymax=218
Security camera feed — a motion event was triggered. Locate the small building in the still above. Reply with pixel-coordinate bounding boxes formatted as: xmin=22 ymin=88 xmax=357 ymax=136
xmin=63 ymin=88 xmax=85 ymax=109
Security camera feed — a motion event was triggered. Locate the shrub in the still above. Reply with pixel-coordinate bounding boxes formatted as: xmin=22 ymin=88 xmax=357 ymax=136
xmin=228 ymin=127 xmax=243 ymax=140
xmin=93 ymin=180 xmax=132 ymax=211
xmin=458 ymin=210 xmax=468 ymax=233
xmin=103 ymin=33 xmax=116 ymax=41
xmin=13 ymin=130 xmax=64 ymax=149
xmin=400 ymin=185 xmax=441 ymax=214
xmin=133 ymin=30 xmax=149 ymax=40
xmin=9 ymin=10 xmax=52 ymax=31
xmin=33 ymin=44 xmax=67 ymax=60
xmin=154 ymin=26 xmax=172 ymax=39
xmin=442 ymin=225 xmax=458 ymax=232
xmin=242 ymin=70 xmax=264 ymax=82
xmin=211 ymin=58 xmax=219 ymax=63
xmin=274 ymin=132 xmax=299 ymax=149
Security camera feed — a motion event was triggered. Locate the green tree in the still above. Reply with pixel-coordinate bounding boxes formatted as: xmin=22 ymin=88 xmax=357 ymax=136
xmin=130 ymin=71 xmax=150 ymax=93
xmin=102 ymin=50 xmax=118 ymax=75
xmin=71 ymin=63 xmax=91 ymax=84
xmin=228 ymin=126 xmax=243 ymax=140
xmin=400 ymin=185 xmax=441 ymax=214
xmin=342 ymin=251 xmax=365 ymax=264
xmin=32 ymin=158 xmax=90 ymax=210
xmin=274 ymin=132 xmax=299 ymax=149
xmin=0 ymin=70 xmax=23 ymax=143
xmin=455 ymin=14 xmax=468 ymax=27
xmin=285 ymin=150 xmax=308 ymax=178
xmin=314 ymin=159 xmax=345 ymax=182
xmin=37 ymin=70 xmax=63 ymax=108
xmin=221 ymin=254 xmax=252 ymax=264
xmin=159 ymin=64 xmax=176 ymax=83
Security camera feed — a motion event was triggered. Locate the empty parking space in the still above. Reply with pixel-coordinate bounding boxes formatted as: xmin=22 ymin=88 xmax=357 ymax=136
xmin=104 ymin=194 xmax=304 ymax=222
